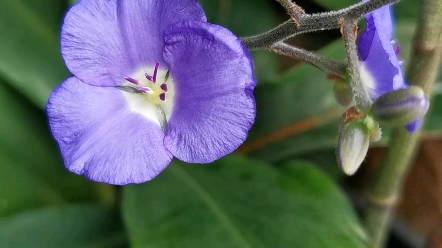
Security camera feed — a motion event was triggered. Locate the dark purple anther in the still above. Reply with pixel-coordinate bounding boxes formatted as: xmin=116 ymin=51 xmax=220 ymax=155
xmin=159 ymin=93 xmax=166 ymax=101
xmin=124 ymin=77 xmax=139 ymax=85
xmin=160 ymin=83 xmax=168 ymax=92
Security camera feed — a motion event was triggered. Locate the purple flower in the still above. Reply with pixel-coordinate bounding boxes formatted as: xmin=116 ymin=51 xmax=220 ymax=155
xmin=357 ymin=0 xmax=428 ymax=133
xmin=46 ymin=0 xmax=256 ymax=185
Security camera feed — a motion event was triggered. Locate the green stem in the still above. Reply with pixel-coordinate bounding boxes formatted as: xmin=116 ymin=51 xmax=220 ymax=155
xmin=363 ymin=0 xmax=442 ymax=247
xmin=241 ymin=0 xmax=402 ymax=50
xmin=270 ymin=42 xmax=348 ymax=77
xmin=341 ymin=18 xmax=372 ymax=110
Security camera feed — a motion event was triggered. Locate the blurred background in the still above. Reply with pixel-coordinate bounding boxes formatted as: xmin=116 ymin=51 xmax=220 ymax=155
xmin=0 ymin=0 xmax=441 ymax=247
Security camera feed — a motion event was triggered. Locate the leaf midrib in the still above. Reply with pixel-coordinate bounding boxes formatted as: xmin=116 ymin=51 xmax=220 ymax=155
xmin=169 ymin=164 xmax=253 ymax=248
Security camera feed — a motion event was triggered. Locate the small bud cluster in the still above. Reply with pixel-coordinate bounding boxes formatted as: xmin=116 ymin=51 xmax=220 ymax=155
xmin=332 ymin=3 xmax=429 ymax=176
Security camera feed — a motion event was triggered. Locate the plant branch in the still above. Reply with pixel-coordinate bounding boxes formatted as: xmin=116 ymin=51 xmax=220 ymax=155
xmin=270 ymin=42 xmax=347 ymax=77
xmin=363 ymin=0 xmax=442 ymax=246
xmin=242 ymin=0 xmax=403 ymax=50
xmin=275 ymin=0 xmax=306 ymax=26
xmin=341 ymin=18 xmax=372 ymax=110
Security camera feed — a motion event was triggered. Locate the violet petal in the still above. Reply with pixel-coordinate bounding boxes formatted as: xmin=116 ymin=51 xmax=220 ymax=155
xmin=46 ymin=77 xmax=173 ymax=185
xmin=405 ymin=119 xmax=422 ymax=134
xmin=357 ymin=2 xmax=405 ymax=99
xmin=162 ymin=21 xmax=256 ymax=163
xmin=61 ymin=0 xmax=206 ymax=87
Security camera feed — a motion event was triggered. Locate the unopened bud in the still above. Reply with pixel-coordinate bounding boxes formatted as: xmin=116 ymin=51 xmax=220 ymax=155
xmin=337 ymin=120 xmax=370 ymax=176
xmin=333 ymin=81 xmax=354 ymax=107
xmin=372 ymin=86 xmax=429 ymax=126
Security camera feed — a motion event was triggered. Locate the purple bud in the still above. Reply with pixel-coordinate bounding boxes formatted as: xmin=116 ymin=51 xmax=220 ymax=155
xmin=372 ymin=86 xmax=429 ymax=127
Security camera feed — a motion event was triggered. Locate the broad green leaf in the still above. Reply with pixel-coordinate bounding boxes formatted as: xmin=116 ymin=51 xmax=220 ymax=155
xmin=123 ymin=157 xmax=368 ymax=248
xmin=248 ymin=122 xmax=341 ymax=163
xmin=313 ymin=0 xmax=419 ymax=20
xmin=23 ymin=0 xmax=66 ymax=30
xmin=198 ymin=0 xmax=278 ymax=81
xmin=298 ymin=148 xmax=344 ymax=180
xmin=0 ymin=204 xmax=126 ymax=248
xmin=0 ymin=0 xmax=69 ymax=109
xmin=0 ymin=81 xmax=101 ymax=217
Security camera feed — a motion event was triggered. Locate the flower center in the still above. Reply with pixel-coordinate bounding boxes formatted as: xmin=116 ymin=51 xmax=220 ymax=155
xmin=121 ymin=63 xmax=175 ymax=130
xmin=124 ymin=63 xmax=170 ymax=104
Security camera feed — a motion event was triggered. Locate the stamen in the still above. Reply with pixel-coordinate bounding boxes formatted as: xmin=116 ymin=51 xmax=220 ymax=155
xmin=136 ymin=87 xmax=154 ymax=94
xmin=145 ymin=73 xmax=153 ymax=82
xmin=145 ymin=62 xmax=160 ymax=83
xmin=153 ymin=62 xmax=159 ymax=83
xmin=124 ymin=77 xmax=139 ymax=85
xmin=398 ymin=60 xmax=403 ymax=66
xmin=160 ymin=83 xmax=168 ymax=92
xmin=159 ymin=93 xmax=166 ymax=101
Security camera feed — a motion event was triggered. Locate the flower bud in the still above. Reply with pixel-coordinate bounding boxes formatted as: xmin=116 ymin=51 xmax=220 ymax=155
xmin=333 ymin=81 xmax=354 ymax=107
xmin=337 ymin=120 xmax=370 ymax=176
xmin=372 ymin=86 xmax=429 ymax=126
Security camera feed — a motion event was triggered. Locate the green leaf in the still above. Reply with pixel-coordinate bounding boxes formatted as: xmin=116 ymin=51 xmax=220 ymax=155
xmin=243 ymin=40 xmax=345 ymax=162
xmin=0 ymin=204 xmax=126 ymax=248
xmin=122 ymin=156 xmax=368 ymax=248
xmin=298 ymin=148 xmax=344 ymax=181
xmin=198 ymin=0 xmax=278 ymax=81
xmin=312 ymin=0 xmax=419 ymax=20
xmin=0 ymin=81 xmax=101 ymax=217
xmin=0 ymin=0 xmax=69 ymax=109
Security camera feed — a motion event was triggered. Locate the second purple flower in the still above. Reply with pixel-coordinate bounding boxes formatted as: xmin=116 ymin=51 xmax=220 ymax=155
xmin=357 ymin=0 xmax=428 ymax=133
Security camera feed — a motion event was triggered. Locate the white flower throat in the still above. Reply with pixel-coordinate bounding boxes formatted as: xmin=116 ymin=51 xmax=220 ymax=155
xmin=121 ymin=63 xmax=175 ymax=130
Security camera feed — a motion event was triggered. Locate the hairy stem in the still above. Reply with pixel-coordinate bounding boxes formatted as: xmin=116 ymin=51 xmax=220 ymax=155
xmin=341 ymin=18 xmax=372 ymax=110
xmin=275 ymin=0 xmax=306 ymax=26
xmin=363 ymin=0 xmax=442 ymax=246
xmin=241 ymin=0 xmax=403 ymax=50
xmin=270 ymin=42 xmax=347 ymax=76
